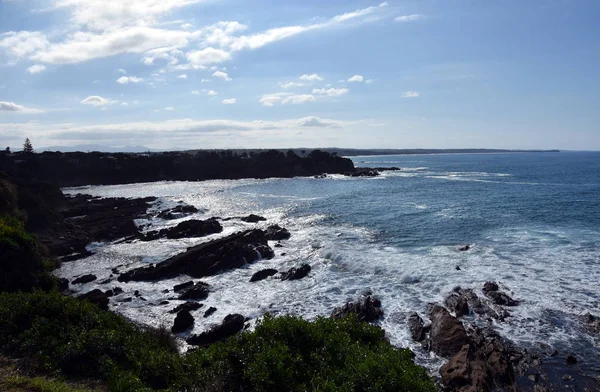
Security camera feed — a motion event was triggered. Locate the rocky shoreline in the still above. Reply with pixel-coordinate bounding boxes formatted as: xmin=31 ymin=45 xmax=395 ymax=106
xmin=53 ymin=192 xmax=600 ymax=391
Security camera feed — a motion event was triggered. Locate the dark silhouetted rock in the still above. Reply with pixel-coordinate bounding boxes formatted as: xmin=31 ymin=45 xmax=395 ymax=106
xmin=458 ymin=244 xmax=471 ymax=251
xmin=250 ymin=269 xmax=278 ymax=282
xmin=347 ymin=168 xmax=379 ymax=177
xmin=187 ymin=314 xmax=245 ymax=346
xmin=445 ymin=292 xmax=470 ymax=317
xmin=72 ymin=274 xmax=97 ymax=285
xmin=429 ymin=305 xmax=469 ymax=357
xmin=140 ymin=218 xmax=222 ymax=241
xmin=265 ymin=225 xmax=291 ymax=241
xmin=204 ymin=307 xmax=217 ymax=318
xmin=241 ymin=214 xmax=266 ymax=223
xmin=57 ymin=278 xmax=69 ymax=291
xmin=157 ymin=204 xmax=199 ymax=220
xmin=280 ymin=264 xmax=311 ymax=281
xmin=118 ymin=229 xmax=274 ymax=282
xmin=79 ymin=289 xmax=109 ymax=310
xmin=408 ymin=312 xmax=427 ymax=341
xmin=484 ymin=291 xmax=519 ymax=307
xmin=112 ymin=287 xmax=123 ymax=295
xmin=582 ymin=313 xmax=600 ymax=335
xmin=172 ymin=310 xmax=194 ymax=333
xmin=61 ymin=250 xmax=94 ymax=262
xmin=566 ymin=355 xmax=577 ymax=365
xmin=331 ymin=295 xmax=383 ymax=323
xmin=173 ymin=281 xmax=194 ymax=292
xmin=483 ymin=281 xmax=499 ymax=292
xmin=178 ymin=282 xmax=210 ymax=300
xmin=169 ymin=301 xmax=203 ymax=314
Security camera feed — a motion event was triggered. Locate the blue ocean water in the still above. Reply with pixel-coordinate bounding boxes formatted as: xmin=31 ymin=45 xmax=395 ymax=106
xmin=60 ymin=151 xmax=600 ymax=372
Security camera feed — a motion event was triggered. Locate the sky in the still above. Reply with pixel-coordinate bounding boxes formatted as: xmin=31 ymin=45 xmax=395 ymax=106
xmin=0 ymin=0 xmax=599 ymax=151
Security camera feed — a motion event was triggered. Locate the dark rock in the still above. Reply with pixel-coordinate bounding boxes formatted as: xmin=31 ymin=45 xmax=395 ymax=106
xmin=455 ymin=265 xmax=461 ymax=271
xmin=241 ymin=214 xmax=266 ymax=223
xmin=61 ymin=250 xmax=94 ymax=262
xmin=458 ymin=244 xmax=471 ymax=251
xmin=445 ymin=292 xmax=470 ymax=317
xmin=582 ymin=313 xmax=600 ymax=335
xmin=99 ymin=278 xmax=112 ymax=284
xmin=250 ymin=269 xmax=278 ymax=282
xmin=111 ymin=267 xmax=119 ymax=274
xmin=178 ymin=282 xmax=210 ymax=300
xmin=483 ymin=281 xmax=499 ymax=292
xmin=169 ymin=301 xmax=203 ymax=314
xmin=331 ymin=295 xmax=383 ymax=323
xmin=57 ymin=278 xmax=69 ymax=291
xmin=429 ymin=305 xmax=469 ymax=357
xmin=566 ymin=355 xmax=577 ymax=365
xmin=134 ymin=290 xmax=140 ymax=297
xmin=140 ymin=218 xmax=222 ymax=241
xmin=204 ymin=307 xmax=217 ymax=318
xmin=112 ymin=287 xmax=123 ymax=295
xmin=120 ymin=297 xmax=133 ymax=303
xmin=280 ymin=264 xmax=311 ymax=281
xmin=157 ymin=204 xmax=199 ymax=220
xmin=484 ymin=291 xmax=519 ymax=307
xmin=171 ymin=310 xmax=195 ymax=333
xmin=407 ymin=312 xmax=427 ymax=341
xmin=274 ymin=243 xmax=283 ymax=248
xmin=105 ymin=290 xmax=114 ymax=297
xmin=78 ymin=289 xmax=109 ymax=310
xmin=187 ymin=314 xmax=245 ymax=346
xmin=118 ymin=229 xmax=274 ymax=282
xmin=173 ymin=281 xmax=194 ymax=292
xmin=264 ymin=225 xmax=291 ymax=241
xmin=347 ymin=168 xmax=379 ymax=177
xmin=158 ymin=300 xmax=170 ymax=305
xmin=72 ymin=274 xmax=97 ymax=285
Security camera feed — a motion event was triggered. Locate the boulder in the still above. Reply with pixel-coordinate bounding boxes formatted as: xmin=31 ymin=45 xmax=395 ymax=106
xmin=407 ymin=312 xmax=427 ymax=341
xmin=241 ymin=214 xmax=266 ymax=223
xmin=203 ymin=307 xmax=217 ymax=318
xmin=582 ymin=313 xmax=600 ymax=335
xmin=331 ymin=295 xmax=383 ymax=323
xmin=157 ymin=204 xmax=199 ymax=220
xmin=140 ymin=218 xmax=222 ymax=241
xmin=169 ymin=301 xmax=203 ymax=314
xmin=445 ymin=291 xmax=470 ymax=317
xmin=484 ymin=291 xmax=519 ymax=307
xmin=458 ymin=244 xmax=471 ymax=251
xmin=250 ymin=269 xmax=278 ymax=282
xmin=178 ymin=282 xmax=210 ymax=300
xmin=72 ymin=274 xmax=97 ymax=285
xmin=429 ymin=305 xmax=469 ymax=357
xmin=173 ymin=281 xmax=194 ymax=292
xmin=171 ymin=310 xmax=194 ymax=333
xmin=187 ymin=314 xmax=245 ymax=346
xmin=280 ymin=264 xmax=311 ymax=281
xmin=78 ymin=289 xmax=109 ymax=310
xmin=57 ymin=278 xmax=69 ymax=291
xmin=482 ymin=281 xmax=499 ymax=292
xmin=265 ymin=225 xmax=291 ymax=241
xmin=118 ymin=229 xmax=275 ymax=282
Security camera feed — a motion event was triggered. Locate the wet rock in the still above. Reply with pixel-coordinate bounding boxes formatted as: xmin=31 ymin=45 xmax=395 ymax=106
xmin=280 ymin=264 xmax=311 ymax=281
xmin=445 ymin=292 xmax=470 ymax=317
xmin=482 ymin=281 xmax=499 ymax=292
xmin=241 ymin=214 xmax=266 ymax=223
xmin=566 ymin=355 xmax=577 ymax=365
xmin=118 ymin=229 xmax=274 ymax=282
xmin=158 ymin=300 xmax=170 ymax=305
xmin=172 ymin=310 xmax=194 ymax=333
xmin=265 ymin=225 xmax=291 ymax=241
xmin=61 ymin=250 xmax=94 ymax=262
xmin=407 ymin=312 xmax=427 ymax=341
xmin=484 ymin=291 xmax=519 ymax=307
xmin=582 ymin=313 xmax=600 ymax=335
xmin=72 ymin=274 xmax=97 ymax=285
xmin=57 ymin=278 xmax=69 ymax=291
xmin=157 ymin=204 xmax=199 ymax=220
xmin=134 ymin=290 xmax=140 ymax=297
xmin=173 ymin=281 xmax=194 ymax=292
xmin=112 ymin=287 xmax=123 ymax=295
xmin=187 ymin=314 xmax=245 ymax=346
xmin=274 ymin=243 xmax=283 ymax=248
xmin=204 ymin=307 xmax=217 ymax=318
xmin=346 ymin=168 xmax=379 ymax=177
xmin=250 ymin=269 xmax=278 ymax=282
xmin=331 ymin=295 xmax=383 ymax=323
xmin=178 ymin=282 xmax=210 ymax=300
xmin=429 ymin=305 xmax=469 ymax=357
xmin=140 ymin=218 xmax=222 ymax=241
xmin=458 ymin=244 xmax=471 ymax=251
xmin=78 ymin=289 xmax=109 ymax=310
xmin=169 ymin=301 xmax=203 ymax=314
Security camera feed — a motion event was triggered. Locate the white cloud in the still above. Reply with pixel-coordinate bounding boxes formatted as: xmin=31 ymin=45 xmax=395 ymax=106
xmin=164 ymin=106 xmax=175 ymax=111
xmin=191 ymin=90 xmax=201 ymax=95
xmin=80 ymin=95 xmax=116 ymax=106
xmin=259 ymin=93 xmax=287 ymax=107
xmin=299 ymin=74 xmax=323 ymax=82
xmin=402 ymin=90 xmax=419 ymax=98
xmin=280 ymin=81 xmax=304 ymax=89
xmin=222 ymin=98 xmax=236 ymax=104
xmin=260 ymin=92 xmax=317 ymax=106
xmin=121 ymin=102 xmax=129 ymax=106
xmin=394 ymin=14 xmax=424 ymax=22
xmin=283 ymin=94 xmax=315 ymax=105
xmin=27 ymin=64 xmax=46 ymax=74
xmin=347 ymin=75 xmax=364 ymax=83
xmin=312 ymin=87 xmax=349 ymax=97
xmin=365 ymin=79 xmax=374 ymax=84
xmin=207 ymin=90 xmax=218 ymax=96
xmin=0 ymin=101 xmax=45 ymax=114
xmin=181 ymin=23 xmax=193 ymax=30
xmin=178 ymin=74 xmax=187 ymax=79
xmin=117 ymin=68 xmax=126 ymax=74
xmin=212 ymin=71 xmax=232 ymax=81
xmin=116 ymin=76 xmax=144 ymax=84
xmin=185 ymin=47 xmax=231 ymax=69
xmin=0 ymin=31 xmax=49 ymax=60
xmin=201 ymin=78 xmax=210 ymax=83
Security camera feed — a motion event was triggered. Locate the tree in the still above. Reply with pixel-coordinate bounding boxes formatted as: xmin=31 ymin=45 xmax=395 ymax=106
xmin=23 ymin=138 xmax=33 ymax=154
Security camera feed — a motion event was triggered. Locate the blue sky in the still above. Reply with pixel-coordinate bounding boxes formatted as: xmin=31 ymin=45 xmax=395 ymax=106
xmin=0 ymin=0 xmax=598 ymax=150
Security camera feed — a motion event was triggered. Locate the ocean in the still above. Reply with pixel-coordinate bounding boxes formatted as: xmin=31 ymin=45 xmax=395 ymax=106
xmin=58 ymin=151 xmax=600 ymax=373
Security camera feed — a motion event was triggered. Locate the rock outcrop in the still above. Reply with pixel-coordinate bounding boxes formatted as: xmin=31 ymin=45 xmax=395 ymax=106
xmin=280 ymin=264 xmax=311 ymax=281
xmin=171 ymin=310 xmax=195 ymax=333
xmin=331 ymin=295 xmax=383 ymax=323
xmin=187 ymin=314 xmax=245 ymax=346
xmin=264 ymin=225 xmax=291 ymax=241
xmin=139 ymin=218 xmax=222 ymax=241
xmin=250 ymin=269 xmax=278 ymax=282
xmin=78 ymin=289 xmax=110 ymax=310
